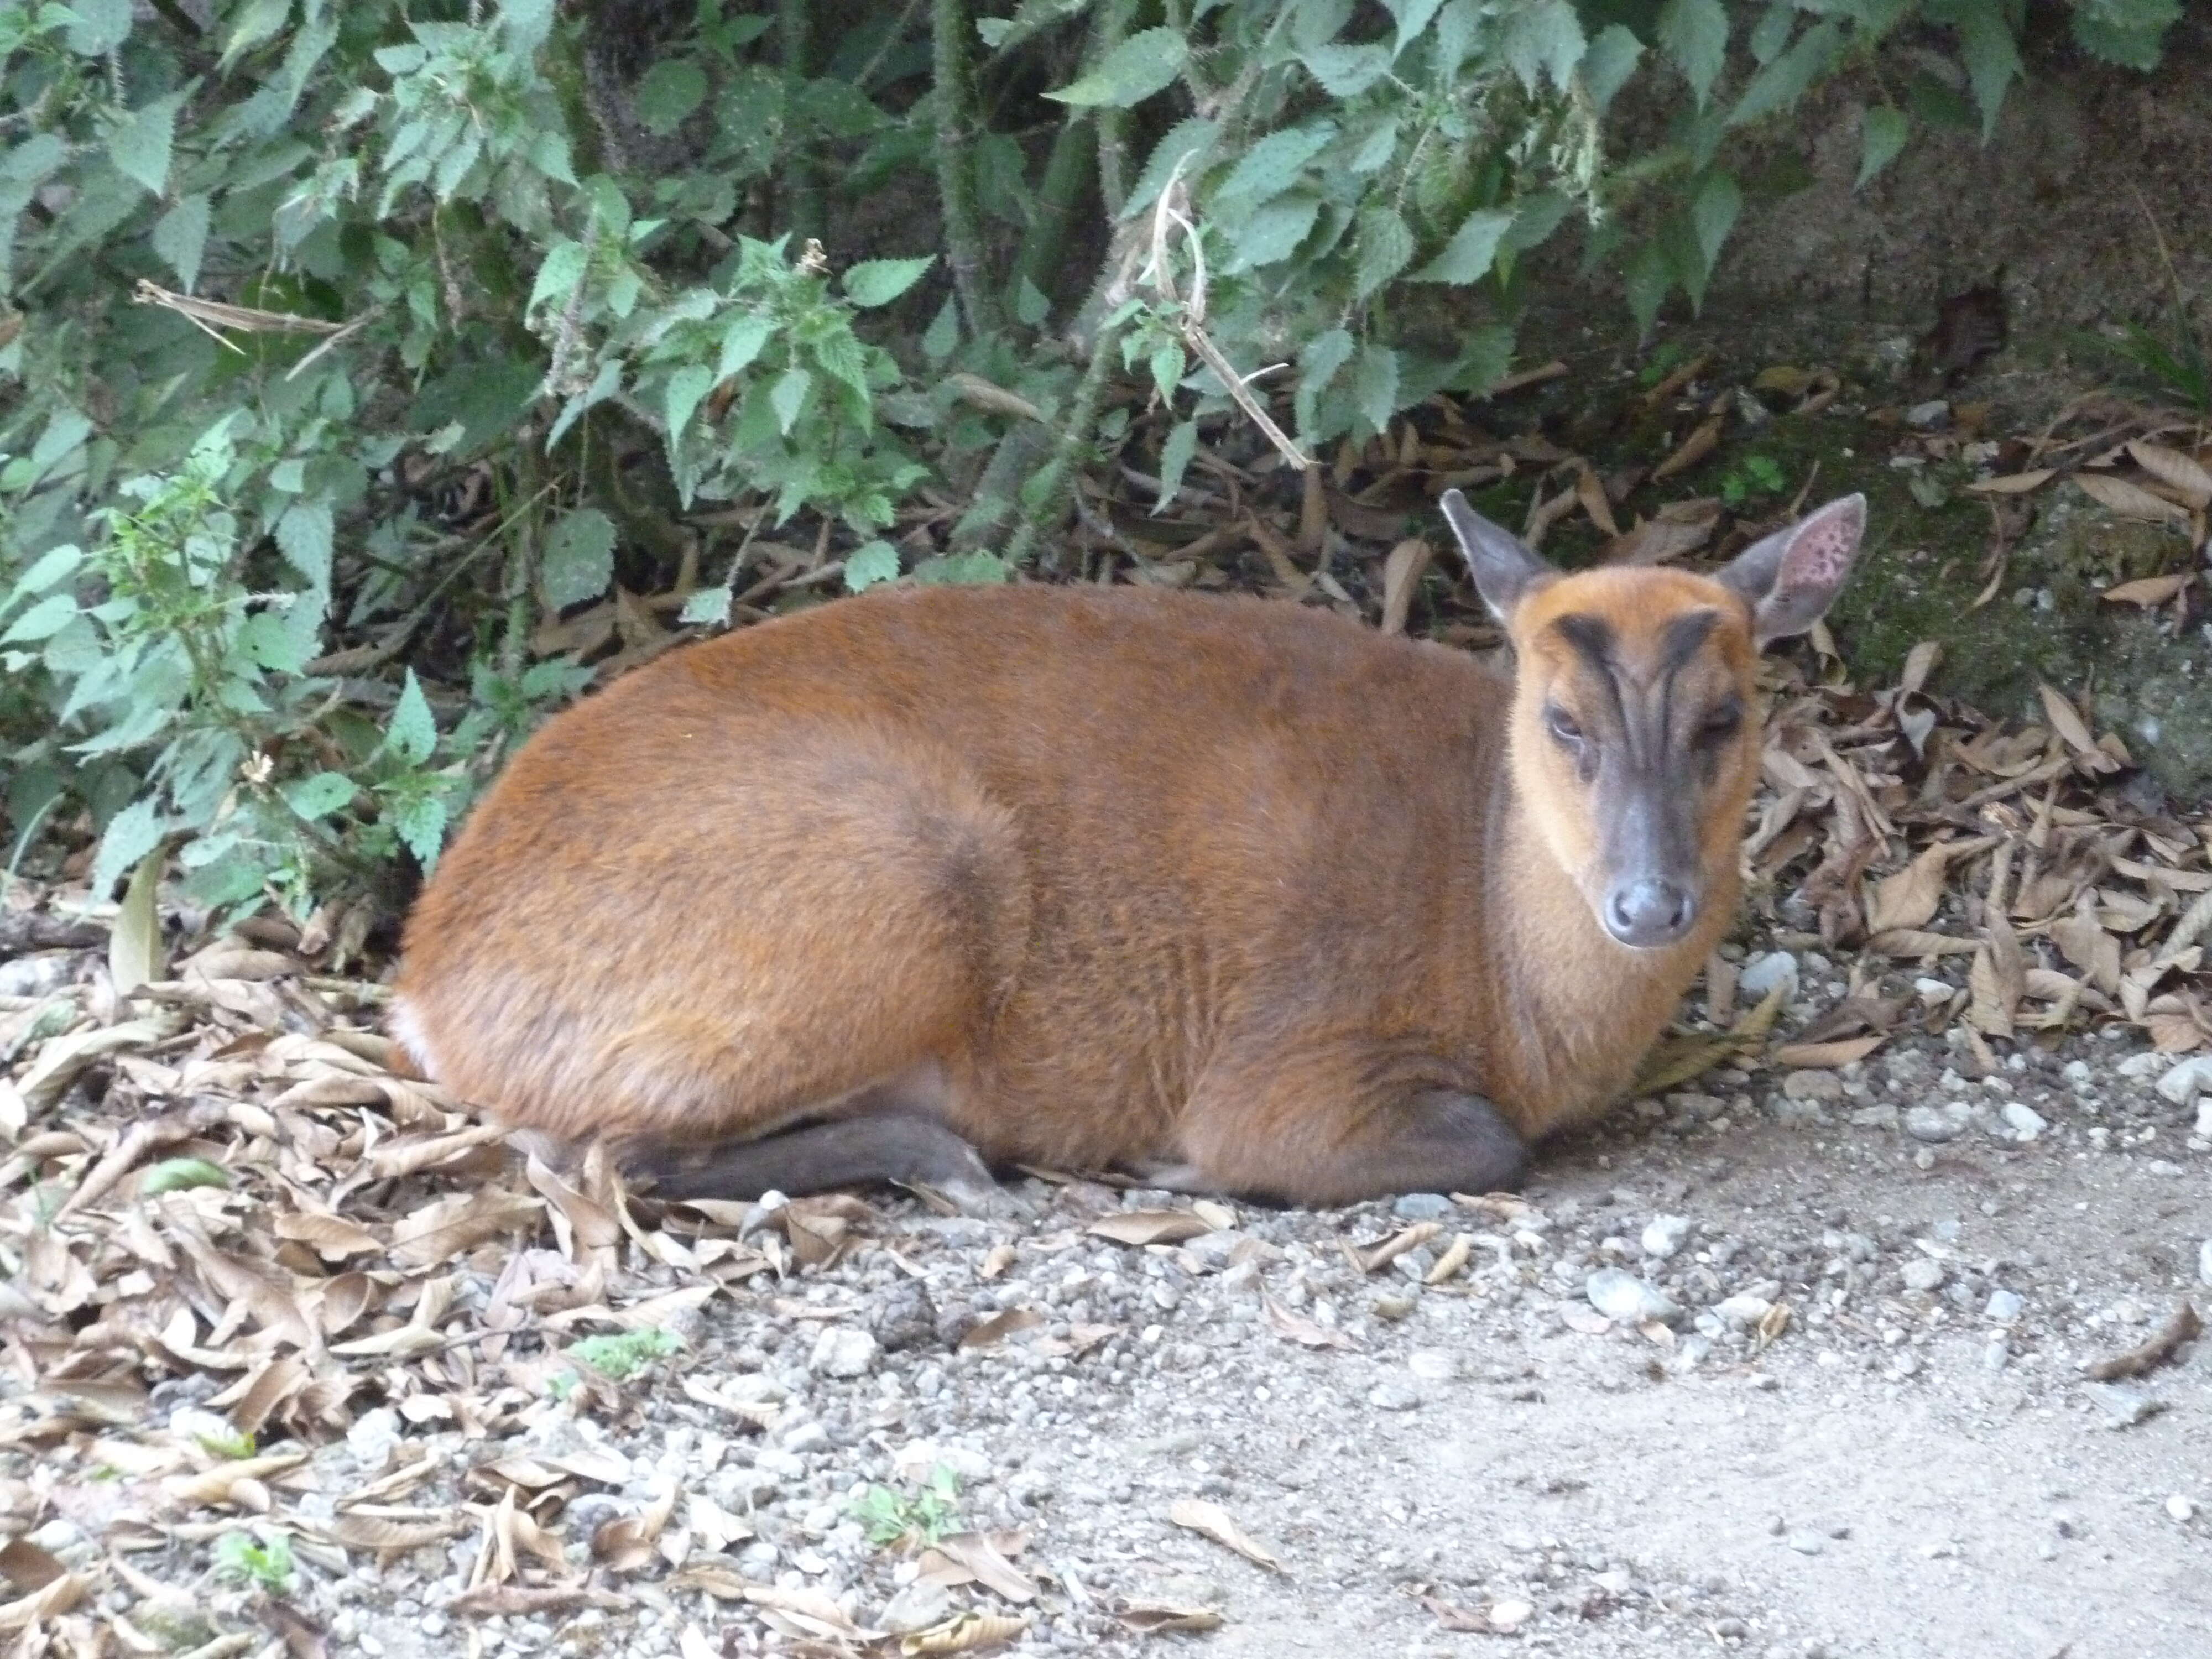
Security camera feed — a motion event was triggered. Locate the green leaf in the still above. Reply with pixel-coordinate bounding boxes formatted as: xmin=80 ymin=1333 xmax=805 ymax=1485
xmin=844 ymin=540 xmax=900 ymax=592
xmin=1 ymin=593 xmax=79 ymax=644
xmin=1295 ymin=327 xmax=1355 ymax=437
xmin=1387 ymin=0 xmax=1449 ymax=55
xmin=108 ymin=90 xmax=187 ymax=195
xmin=636 ymin=59 xmax=708 ymax=135
xmin=718 ymin=314 xmax=774 ymax=379
xmin=1215 ymin=124 xmax=1335 ymax=204
xmin=1499 ymin=0 xmax=1586 ymax=92
xmin=384 ymin=669 xmax=437 ymax=765
xmin=1625 ymin=239 xmax=1672 ymax=341
xmin=1154 ymin=420 xmax=1197 ymax=514
xmin=1409 ymin=208 xmax=1512 ymax=284
xmin=222 ymin=0 xmax=293 ymax=68
xmin=275 ymin=500 xmax=333 ymax=587
xmin=664 ymin=364 xmax=714 ymax=438
xmin=393 ymin=794 xmax=447 ymax=868
xmin=1348 ymin=344 xmax=1400 ymax=437
xmin=921 ymin=294 xmax=961 ymax=363
xmin=1228 ymin=194 xmax=1321 ymax=269
xmin=1580 ymin=24 xmax=1644 ymax=115
xmin=143 ymin=1157 xmax=231 ymax=1195
xmin=1014 ymin=275 xmax=1049 ymax=327
xmin=1354 ymin=207 xmax=1416 ymax=300
xmin=151 ymin=194 xmax=211 ymax=293
xmin=1300 ymin=44 xmax=1391 ymax=98
xmin=843 ymin=255 xmax=935 ymax=309
xmin=770 ymin=367 xmax=813 ymax=434
xmin=541 ymin=508 xmax=617 ymax=611
xmin=1047 ymin=26 xmax=1188 ymax=108
xmin=1121 ymin=118 xmax=1218 ymax=217
xmin=90 ymin=798 xmax=163 ymax=902
xmin=282 ymin=771 xmax=356 ymax=821
xmin=679 ymin=585 xmax=732 ymax=625
xmin=528 ymin=240 xmax=588 ymax=312
xmin=1147 ymin=341 xmax=1185 ymax=400
xmin=239 ymin=609 xmax=311 ymax=672
xmin=913 ymin=552 xmax=1010 ymax=585
xmin=1656 ymin=0 xmax=1729 ymax=107
xmin=1689 ymin=171 xmax=1740 ymax=272
xmin=63 ymin=0 xmax=133 ymax=55
xmin=6 ymin=544 xmax=84 ymax=603
xmin=1730 ymin=19 xmax=1842 ymax=127
xmin=1856 ymin=105 xmax=1909 ymax=187
xmin=2070 ymin=3 xmax=2178 ymax=71
xmin=1953 ymin=0 xmax=2023 ymax=140
xmin=1747 ymin=0 xmax=1794 ymax=64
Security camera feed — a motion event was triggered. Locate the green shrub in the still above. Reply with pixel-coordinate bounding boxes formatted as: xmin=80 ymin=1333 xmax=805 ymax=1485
xmin=0 ymin=0 xmax=2180 ymax=919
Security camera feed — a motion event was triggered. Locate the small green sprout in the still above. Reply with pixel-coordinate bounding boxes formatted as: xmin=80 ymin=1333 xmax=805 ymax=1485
xmin=849 ymin=1462 xmax=963 ymax=1547
xmin=213 ymin=1528 xmax=295 ymax=1592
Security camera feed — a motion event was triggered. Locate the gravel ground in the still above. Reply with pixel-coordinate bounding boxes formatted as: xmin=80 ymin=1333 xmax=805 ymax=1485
xmin=83 ymin=966 xmax=2203 ymax=1659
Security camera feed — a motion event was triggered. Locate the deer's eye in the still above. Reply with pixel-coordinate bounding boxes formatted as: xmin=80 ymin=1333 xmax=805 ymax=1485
xmin=1698 ymin=701 xmax=1743 ymax=745
xmin=1546 ymin=705 xmax=1583 ymax=746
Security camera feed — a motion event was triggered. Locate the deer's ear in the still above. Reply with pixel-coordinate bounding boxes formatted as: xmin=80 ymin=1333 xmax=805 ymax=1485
xmin=1717 ymin=494 xmax=1866 ymax=645
xmin=1439 ymin=489 xmax=1552 ymax=623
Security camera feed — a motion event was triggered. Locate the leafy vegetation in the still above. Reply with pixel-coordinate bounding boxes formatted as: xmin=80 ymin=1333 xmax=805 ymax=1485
xmin=0 ymin=0 xmax=2184 ymax=921
xmin=849 ymin=1462 xmax=964 ymax=1547
xmin=212 ymin=1527 xmax=295 ymax=1592
xmin=564 ymin=1324 xmax=684 ymax=1381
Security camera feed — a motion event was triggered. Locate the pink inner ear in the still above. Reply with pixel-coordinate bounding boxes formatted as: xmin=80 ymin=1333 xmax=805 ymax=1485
xmin=1787 ymin=503 xmax=1861 ymax=589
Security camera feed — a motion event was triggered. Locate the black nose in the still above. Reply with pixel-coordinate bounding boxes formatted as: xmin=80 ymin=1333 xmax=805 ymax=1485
xmin=1605 ymin=879 xmax=1695 ymax=948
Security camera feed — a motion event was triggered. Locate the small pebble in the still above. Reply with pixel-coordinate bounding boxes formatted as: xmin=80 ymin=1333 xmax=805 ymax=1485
xmin=1393 ymin=1192 xmax=1453 ymax=1220
xmin=809 ymin=1327 xmax=878 ymax=1379
xmin=1715 ymin=1294 xmax=1773 ymax=1326
xmin=1485 ymin=1599 xmax=1532 ymax=1633
xmin=2199 ymin=1239 xmax=2212 ymax=1288
xmin=2153 ymin=1055 xmax=2212 ymax=1105
xmin=1900 ymin=1259 xmax=1945 ymax=1293
xmin=1738 ymin=952 xmax=1799 ymax=1002
xmin=2083 ymin=1381 xmax=2159 ymax=1428
xmin=1984 ymin=1289 xmax=2023 ymax=1323
xmin=1783 ymin=1070 xmax=1842 ymax=1103
xmin=1407 ymin=1349 xmax=1459 ymax=1382
xmin=1367 ymin=1380 xmax=1422 ymax=1411
xmin=1999 ymin=1102 xmax=2046 ymax=1142
xmin=1905 ymin=1103 xmax=1970 ymax=1144
xmin=878 ymin=1580 xmax=953 ymax=1635
xmin=1786 ymin=1533 xmax=1825 ymax=1555
xmin=2195 ymin=1098 xmax=2212 ymax=1138
xmin=1586 ymin=1268 xmax=1681 ymax=1325
xmin=2166 ymin=1495 xmax=2195 ymax=1522
xmin=1641 ymin=1215 xmax=1691 ymax=1258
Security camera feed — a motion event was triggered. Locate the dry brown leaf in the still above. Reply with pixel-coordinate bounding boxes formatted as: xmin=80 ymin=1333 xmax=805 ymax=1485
xmin=1574 ymin=465 xmax=1619 ymax=536
xmin=1087 ymin=1211 xmax=1209 ymax=1246
xmin=1261 ymin=1294 xmax=1357 ymax=1351
xmin=2037 ymin=684 xmax=2099 ymax=758
xmin=923 ymin=1531 xmax=1035 ymax=1601
xmin=2126 ymin=440 xmax=2212 ymax=508
xmin=1651 ymin=414 xmax=1722 ymax=480
xmin=901 ymin=1611 xmax=1030 ymax=1655
xmin=2101 ymin=573 xmax=2194 ymax=607
xmin=593 ymin=1485 xmax=677 ymax=1572
xmin=1596 ymin=498 xmax=1719 ymax=566
xmin=0 ymin=1538 xmax=66 ymax=1594
xmin=1866 ymin=842 xmax=1955 ymax=934
xmin=274 ymin=1212 xmax=382 ymax=1260
xmin=389 ymin=1190 xmax=542 ymax=1267
xmin=1424 ymin=1233 xmax=1473 ymax=1285
xmin=1968 ymin=915 xmax=2026 ymax=1039
xmin=1772 ymin=1035 xmax=1885 ymax=1068
xmin=1114 ymin=1600 xmax=1223 ymax=1634
xmin=1868 ymin=928 xmax=1979 ymax=958
xmin=743 ymin=1582 xmax=883 ymax=1642
xmin=958 ymin=1307 xmax=1042 ymax=1350
xmin=1964 ymin=469 xmax=2053 ymax=494
xmin=2073 ymin=471 xmax=2192 ymax=524
xmin=1379 ymin=538 xmax=1432 ymax=637
xmin=1167 ymin=1499 xmax=1281 ymax=1572
xmin=321 ymin=1512 xmax=466 ymax=1550
xmin=1357 ymin=1220 xmax=1442 ymax=1273
xmin=447 ymin=1585 xmax=630 ymax=1617
xmin=0 ymin=1572 xmax=83 ymax=1631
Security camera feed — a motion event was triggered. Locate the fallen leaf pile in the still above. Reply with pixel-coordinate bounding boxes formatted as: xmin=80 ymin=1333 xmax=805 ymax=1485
xmin=1 ymin=353 xmax=2208 ymax=1653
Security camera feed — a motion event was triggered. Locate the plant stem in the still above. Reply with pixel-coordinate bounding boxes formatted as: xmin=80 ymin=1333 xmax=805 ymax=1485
xmin=931 ymin=0 xmax=1003 ymax=336
xmin=779 ymin=0 xmax=825 ymax=247
xmin=1004 ymin=314 xmax=1120 ymax=568
xmin=1093 ymin=0 xmax=1135 ymax=217
xmin=1017 ymin=112 xmax=1097 ymax=316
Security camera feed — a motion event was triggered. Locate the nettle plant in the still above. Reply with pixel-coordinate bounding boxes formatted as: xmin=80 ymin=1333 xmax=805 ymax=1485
xmin=0 ymin=0 xmax=2182 ymax=921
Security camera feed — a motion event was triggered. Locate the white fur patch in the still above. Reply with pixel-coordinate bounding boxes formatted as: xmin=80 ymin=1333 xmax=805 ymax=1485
xmin=388 ymin=998 xmax=441 ymax=1080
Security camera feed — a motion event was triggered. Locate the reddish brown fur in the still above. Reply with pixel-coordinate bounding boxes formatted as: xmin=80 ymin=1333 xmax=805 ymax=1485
xmin=394 ymin=572 xmax=1771 ymax=1206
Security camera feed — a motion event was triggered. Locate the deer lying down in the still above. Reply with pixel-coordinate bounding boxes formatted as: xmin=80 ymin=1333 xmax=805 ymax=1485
xmin=393 ymin=490 xmax=1865 ymax=1211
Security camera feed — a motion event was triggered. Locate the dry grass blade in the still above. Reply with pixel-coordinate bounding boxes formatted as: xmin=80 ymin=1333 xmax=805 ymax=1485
xmin=1167 ymin=1499 xmax=1281 ymax=1572
xmin=1964 ymin=469 xmax=2053 ymax=494
xmin=1087 ymin=1211 xmax=1209 ymax=1246
xmin=1358 ymin=1220 xmax=1442 ymax=1273
xmin=1114 ymin=1600 xmax=1224 ymax=1634
xmin=1379 ymin=538 xmax=1433 ymax=635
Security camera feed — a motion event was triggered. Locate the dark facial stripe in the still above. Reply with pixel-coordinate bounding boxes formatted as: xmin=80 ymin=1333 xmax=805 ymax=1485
xmin=1658 ymin=608 xmax=1720 ymax=676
